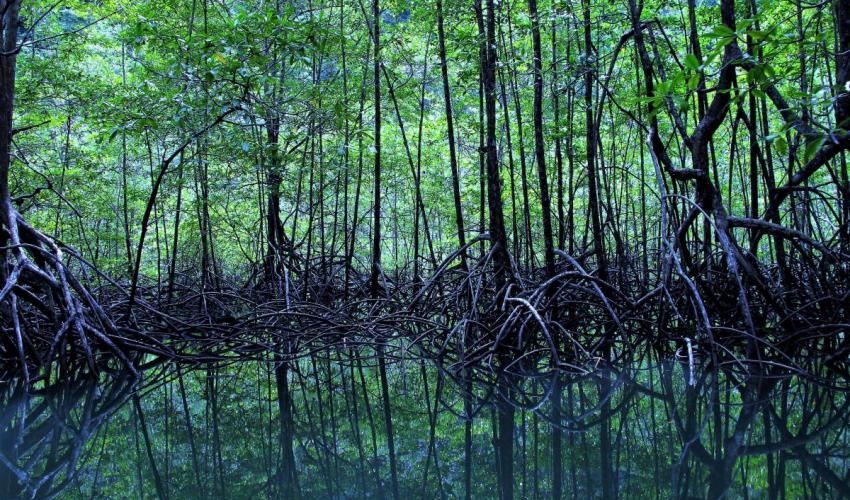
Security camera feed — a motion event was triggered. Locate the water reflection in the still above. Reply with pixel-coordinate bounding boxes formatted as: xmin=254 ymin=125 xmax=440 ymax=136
xmin=1 ymin=350 xmax=848 ymax=499
xmin=0 ymin=372 xmax=136 ymax=499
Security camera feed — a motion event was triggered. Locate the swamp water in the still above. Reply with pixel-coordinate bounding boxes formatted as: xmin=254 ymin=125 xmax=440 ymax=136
xmin=1 ymin=349 xmax=848 ymax=499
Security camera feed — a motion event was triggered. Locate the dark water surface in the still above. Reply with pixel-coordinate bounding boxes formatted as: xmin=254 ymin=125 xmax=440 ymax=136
xmin=1 ymin=349 xmax=849 ymax=499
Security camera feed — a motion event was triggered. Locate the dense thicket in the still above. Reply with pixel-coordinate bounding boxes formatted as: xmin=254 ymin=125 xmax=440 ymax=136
xmin=1 ymin=0 xmax=849 ymax=381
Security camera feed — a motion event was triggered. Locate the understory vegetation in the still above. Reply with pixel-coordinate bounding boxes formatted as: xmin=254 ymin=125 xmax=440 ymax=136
xmin=2 ymin=0 xmax=850 ymax=497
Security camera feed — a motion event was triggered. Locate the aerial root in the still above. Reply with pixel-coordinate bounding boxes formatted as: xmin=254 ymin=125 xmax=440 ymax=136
xmin=2 ymin=221 xmax=848 ymax=384
xmin=1 ymin=204 xmax=138 ymax=381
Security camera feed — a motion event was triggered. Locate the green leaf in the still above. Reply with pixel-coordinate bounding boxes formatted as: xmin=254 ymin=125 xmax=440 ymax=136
xmin=684 ymin=53 xmax=701 ymax=71
xmin=688 ymin=73 xmax=701 ymax=91
xmin=746 ymin=66 xmax=764 ymax=86
xmin=773 ymin=136 xmax=788 ymax=156
xmin=749 ymin=30 xmax=769 ymax=42
xmin=711 ymin=24 xmax=735 ymax=39
xmin=803 ymin=136 xmax=827 ymax=164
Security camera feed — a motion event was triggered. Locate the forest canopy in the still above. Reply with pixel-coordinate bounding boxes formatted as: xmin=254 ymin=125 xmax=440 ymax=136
xmin=0 ymin=0 xmax=849 ymax=382
xmin=2 ymin=0 xmax=850 ymax=498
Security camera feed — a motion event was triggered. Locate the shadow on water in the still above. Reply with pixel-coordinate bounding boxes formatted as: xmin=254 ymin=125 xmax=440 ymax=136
xmin=1 ymin=347 xmax=849 ymax=499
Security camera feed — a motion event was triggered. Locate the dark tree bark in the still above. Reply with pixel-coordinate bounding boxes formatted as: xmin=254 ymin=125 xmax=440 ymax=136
xmin=370 ymin=0 xmax=382 ymax=296
xmin=505 ymin=12 xmax=534 ymax=266
xmin=479 ymin=2 xmax=510 ymax=285
xmin=478 ymin=0 xmax=515 ymax=498
xmin=275 ymin=361 xmax=300 ymax=498
xmin=835 ymin=0 xmax=850 ymax=247
xmin=437 ymin=0 xmax=468 ymax=261
xmin=133 ymin=396 xmax=169 ymax=500
xmin=345 ymin=37 xmax=371 ymax=298
xmin=582 ymin=0 xmax=608 ymax=283
xmin=377 ymin=345 xmax=400 ymax=499
xmin=551 ymin=15 xmax=566 ymax=252
xmin=166 ymin=152 xmax=184 ymax=301
xmin=835 ymin=0 xmax=850 ymax=129
xmin=0 ymin=0 xmax=20 ymax=223
xmin=527 ymin=0 xmax=555 ymax=276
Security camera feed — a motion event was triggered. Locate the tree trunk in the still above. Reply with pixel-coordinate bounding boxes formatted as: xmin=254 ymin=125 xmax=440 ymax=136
xmin=582 ymin=0 xmax=607 ymax=283
xmin=527 ymin=0 xmax=555 ymax=276
xmin=436 ymin=0 xmax=468 ymax=260
xmin=369 ymin=0 xmax=382 ymax=296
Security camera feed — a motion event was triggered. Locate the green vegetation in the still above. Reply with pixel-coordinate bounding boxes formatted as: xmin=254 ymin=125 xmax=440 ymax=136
xmin=4 ymin=0 xmax=848 ymax=298
xmin=1 ymin=0 xmax=850 ymax=497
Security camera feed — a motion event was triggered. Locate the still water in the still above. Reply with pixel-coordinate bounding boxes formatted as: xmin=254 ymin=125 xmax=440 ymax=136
xmin=1 ymin=348 xmax=848 ymax=499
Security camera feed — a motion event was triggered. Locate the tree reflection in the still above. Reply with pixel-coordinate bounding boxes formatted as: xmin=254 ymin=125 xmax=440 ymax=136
xmin=2 ymin=350 xmax=848 ymax=499
xmin=0 ymin=371 xmax=136 ymax=498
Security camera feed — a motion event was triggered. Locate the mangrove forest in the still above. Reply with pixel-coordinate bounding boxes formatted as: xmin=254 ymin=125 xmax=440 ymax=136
xmin=1 ymin=0 xmax=850 ymax=497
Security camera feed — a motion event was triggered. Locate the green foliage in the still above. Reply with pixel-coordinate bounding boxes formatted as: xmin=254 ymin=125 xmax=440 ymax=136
xmin=8 ymin=0 xmax=847 ymax=283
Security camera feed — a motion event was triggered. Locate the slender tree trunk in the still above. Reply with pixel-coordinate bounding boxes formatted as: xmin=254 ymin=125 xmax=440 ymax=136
xmin=369 ymin=0 xmax=383 ymax=295
xmin=377 ymin=344 xmax=400 ymax=499
xmin=528 ymin=0 xmax=555 ymax=276
xmin=481 ymin=0 xmax=515 ymax=498
xmin=356 ymin=354 xmax=385 ymax=498
xmin=551 ymin=16 xmax=566 ymax=252
xmin=275 ymin=360 xmax=300 ymax=498
xmin=436 ymin=0 xmax=468 ymax=260
xmin=133 ymin=396 xmax=168 ymax=500
xmin=119 ymin=45 xmax=134 ymax=276
xmin=505 ymin=12 xmax=533 ymax=266
xmin=345 ymin=38 xmax=371 ymax=298
xmin=166 ymin=152 xmax=184 ymax=300
xmin=835 ymin=0 xmax=850 ymax=129
xmin=835 ymin=0 xmax=850 ymax=249
xmin=177 ymin=367 xmax=204 ymax=496
xmin=582 ymin=0 xmax=607 ymax=282
xmin=496 ymin=36 xmax=521 ymax=258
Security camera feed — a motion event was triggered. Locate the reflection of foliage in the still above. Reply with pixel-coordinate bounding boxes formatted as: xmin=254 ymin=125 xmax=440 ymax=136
xmin=0 ymin=372 xmax=136 ymax=498
xmin=33 ymin=354 xmax=850 ymax=499
xmin=1 ymin=0 xmax=850 ymax=494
